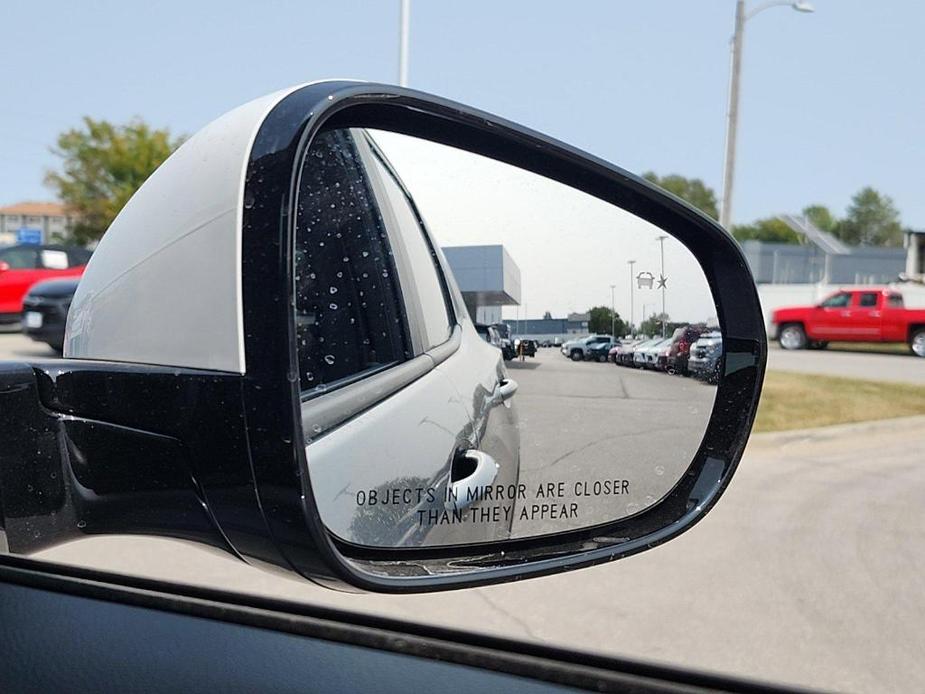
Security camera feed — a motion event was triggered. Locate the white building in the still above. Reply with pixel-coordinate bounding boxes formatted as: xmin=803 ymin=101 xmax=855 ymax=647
xmin=0 ymin=201 xmax=73 ymax=246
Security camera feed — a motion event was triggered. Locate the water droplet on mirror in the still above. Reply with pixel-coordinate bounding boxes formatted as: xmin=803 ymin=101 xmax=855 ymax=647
xmin=329 ymin=286 xmax=337 ymax=294
xmin=654 ymin=465 xmax=665 ymax=476
xmin=324 ymin=355 xmax=335 ymax=365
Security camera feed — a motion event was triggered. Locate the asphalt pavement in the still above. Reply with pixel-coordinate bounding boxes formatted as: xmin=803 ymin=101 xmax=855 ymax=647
xmin=768 ymin=342 xmax=925 ymax=384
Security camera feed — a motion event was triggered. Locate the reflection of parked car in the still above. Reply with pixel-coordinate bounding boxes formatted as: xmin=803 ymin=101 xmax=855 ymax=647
xmin=561 ymin=334 xmax=613 ymax=361
xmin=490 ymin=322 xmax=516 ymax=360
xmin=617 ymin=338 xmax=648 ymax=366
xmin=654 ymin=339 xmax=674 ymax=371
xmin=609 ymin=339 xmax=642 ymax=364
xmin=516 ymin=338 xmax=537 ymax=357
xmin=666 ymin=324 xmax=707 ymax=375
xmin=631 ymin=337 xmax=664 ymax=368
xmin=475 ymin=323 xmax=503 ymax=349
xmin=643 ymin=338 xmax=672 ymax=369
xmin=0 ymin=244 xmax=91 ymax=324
xmin=587 ymin=338 xmax=617 ymax=362
xmin=689 ymin=330 xmax=723 ymax=383
xmin=21 ymin=277 xmax=80 ymax=353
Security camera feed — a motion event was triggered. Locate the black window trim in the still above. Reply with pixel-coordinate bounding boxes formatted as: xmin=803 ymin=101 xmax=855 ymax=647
xmin=350 ymin=129 xmax=429 ymax=358
xmin=293 ymin=128 xmax=417 ymax=402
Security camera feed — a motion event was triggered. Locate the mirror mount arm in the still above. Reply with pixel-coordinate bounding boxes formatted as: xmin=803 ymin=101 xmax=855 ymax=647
xmin=0 ymin=361 xmax=243 ymax=559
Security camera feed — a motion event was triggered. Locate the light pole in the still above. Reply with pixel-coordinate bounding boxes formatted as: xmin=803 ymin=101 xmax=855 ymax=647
xmin=719 ymin=0 xmax=814 ymax=229
xmin=627 ymin=259 xmax=636 ymax=335
xmin=655 ymin=235 xmax=668 ymax=337
xmin=609 ymin=284 xmax=617 ymax=337
xmin=398 ymin=0 xmax=411 ymax=87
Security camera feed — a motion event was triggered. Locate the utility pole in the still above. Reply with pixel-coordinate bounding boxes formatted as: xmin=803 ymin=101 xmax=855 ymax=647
xmin=720 ymin=0 xmax=745 ymax=230
xmin=609 ymin=285 xmax=616 ymax=337
xmin=656 ymin=235 xmax=668 ymax=337
xmin=627 ymin=259 xmax=636 ymax=335
xmin=398 ymin=0 xmax=410 ymax=87
xmin=720 ymin=0 xmax=815 ymax=229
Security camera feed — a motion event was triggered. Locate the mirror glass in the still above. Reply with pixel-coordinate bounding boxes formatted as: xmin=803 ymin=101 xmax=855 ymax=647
xmin=295 ymin=127 xmax=720 ymax=548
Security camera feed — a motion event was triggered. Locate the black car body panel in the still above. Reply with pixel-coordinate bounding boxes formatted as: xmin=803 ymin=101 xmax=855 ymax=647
xmin=21 ymin=277 xmax=80 ymax=352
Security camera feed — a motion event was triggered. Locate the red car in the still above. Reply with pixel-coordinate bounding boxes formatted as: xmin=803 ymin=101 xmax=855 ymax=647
xmin=771 ymin=287 xmax=925 ymax=357
xmin=0 ymin=244 xmax=91 ymax=323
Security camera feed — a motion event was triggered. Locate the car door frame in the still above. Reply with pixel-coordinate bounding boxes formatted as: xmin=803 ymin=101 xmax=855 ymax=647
xmin=810 ymin=291 xmax=853 ymax=340
xmin=0 ymin=555 xmax=789 ymax=694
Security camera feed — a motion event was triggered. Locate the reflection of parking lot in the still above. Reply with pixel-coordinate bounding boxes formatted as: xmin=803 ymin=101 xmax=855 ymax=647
xmin=507 ymin=348 xmax=716 ymax=536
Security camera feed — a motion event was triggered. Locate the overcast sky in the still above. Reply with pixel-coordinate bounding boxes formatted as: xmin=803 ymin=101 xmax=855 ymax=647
xmin=3 ymin=1 xmax=922 ymax=229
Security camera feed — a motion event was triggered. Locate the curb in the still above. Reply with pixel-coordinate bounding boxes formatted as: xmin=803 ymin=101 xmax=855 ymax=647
xmin=747 ymin=414 xmax=925 ymax=449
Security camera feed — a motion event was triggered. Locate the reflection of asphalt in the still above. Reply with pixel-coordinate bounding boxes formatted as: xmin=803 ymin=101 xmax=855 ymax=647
xmin=768 ymin=343 xmax=925 ymax=385
xmin=509 ymin=350 xmax=716 ymax=537
xmin=505 ymin=359 xmax=540 ymax=370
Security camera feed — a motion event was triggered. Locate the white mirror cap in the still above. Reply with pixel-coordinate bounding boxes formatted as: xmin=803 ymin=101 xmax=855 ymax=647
xmin=64 ymin=81 xmax=357 ymax=373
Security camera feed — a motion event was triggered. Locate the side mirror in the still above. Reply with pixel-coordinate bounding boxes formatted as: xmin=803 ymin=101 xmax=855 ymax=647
xmin=0 ymin=81 xmax=765 ymax=592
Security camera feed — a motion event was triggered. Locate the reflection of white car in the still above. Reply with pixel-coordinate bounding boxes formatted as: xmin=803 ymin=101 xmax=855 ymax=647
xmin=561 ymin=334 xmax=613 ymax=361
xmin=633 ymin=337 xmax=670 ymax=368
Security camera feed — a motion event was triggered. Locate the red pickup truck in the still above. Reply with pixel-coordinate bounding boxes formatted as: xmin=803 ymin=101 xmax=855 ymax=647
xmin=771 ymin=287 xmax=925 ymax=357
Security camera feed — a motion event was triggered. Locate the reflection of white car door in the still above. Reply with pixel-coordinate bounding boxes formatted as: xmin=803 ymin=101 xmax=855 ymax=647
xmin=361 ymin=133 xmax=521 ymax=544
xmin=296 ymin=129 xmax=516 ymax=549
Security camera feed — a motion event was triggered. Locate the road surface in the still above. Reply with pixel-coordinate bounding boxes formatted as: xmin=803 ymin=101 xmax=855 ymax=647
xmin=768 ymin=342 xmax=925 ymax=384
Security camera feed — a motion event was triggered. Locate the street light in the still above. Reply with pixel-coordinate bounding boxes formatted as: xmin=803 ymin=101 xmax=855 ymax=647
xmin=609 ymin=284 xmax=617 ymax=337
xmin=627 ymin=259 xmax=636 ymax=335
xmin=655 ymin=235 xmax=668 ymax=337
xmin=398 ymin=0 xmax=411 ymax=87
xmin=719 ymin=0 xmax=814 ymax=229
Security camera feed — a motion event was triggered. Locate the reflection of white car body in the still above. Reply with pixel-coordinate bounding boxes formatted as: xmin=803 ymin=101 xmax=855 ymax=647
xmin=561 ymin=334 xmax=613 ymax=361
xmin=633 ymin=337 xmax=669 ymax=368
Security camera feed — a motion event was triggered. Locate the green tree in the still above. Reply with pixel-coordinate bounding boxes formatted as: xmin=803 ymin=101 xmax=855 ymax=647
xmin=832 ymin=187 xmax=903 ymax=247
xmin=802 ymin=204 xmax=837 ymax=233
xmin=588 ymin=306 xmax=626 ymax=337
xmin=732 ymin=217 xmax=803 ymax=245
xmin=639 ymin=312 xmax=669 ymax=338
xmin=642 ymin=172 xmax=718 ymax=220
xmin=45 ymin=117 xmax=184 ymax=244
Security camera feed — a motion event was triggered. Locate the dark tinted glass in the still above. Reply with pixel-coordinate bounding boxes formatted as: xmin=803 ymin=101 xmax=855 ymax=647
xmin=888 ymin=294 xmax=904 ymax=307
xmin=294 ymin=129 xmax=409 ymax=394
xmin=0 ymin=246 xmax=38 ymax=269
xmin=821 ymin=293 xmax=851 ymax=308
xmin=858 ymin=292 xmax=878 ymax=307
